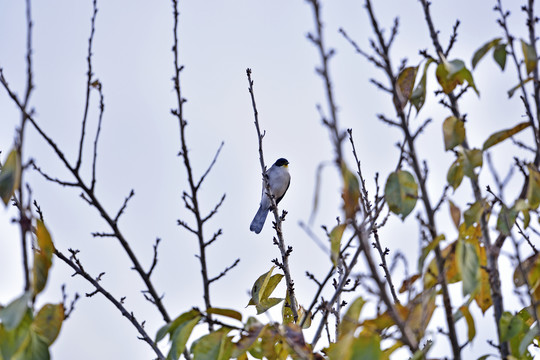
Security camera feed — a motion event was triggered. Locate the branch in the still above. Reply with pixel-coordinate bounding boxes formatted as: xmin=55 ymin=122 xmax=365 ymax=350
xmin=246 ymin=68 xmax=299 ymax=322
xmin=54 ymin=248 xmax=165 ymax=359
xmin=208 ymin=258 xmax=240 ymax=284
xmin=76 ymin=0 xmax=98 ymax=172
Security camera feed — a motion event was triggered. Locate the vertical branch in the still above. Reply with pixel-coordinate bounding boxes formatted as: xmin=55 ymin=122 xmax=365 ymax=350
xmin=420 ymin=1 xmax=509 ymax=356
xmin=171 ymin=0 xmax=219 ymax=332
xmin=76 ymin=0 xmax=98 ymax=172
xmin=305 ymin=0 xmax=344 ymax=163
xmin=16 ymin=0 xmax=35 ymax=293
xmin=363 ymin=0 xmax=462 ymax=357
xmin=246 ymin=68 xmax=299 ymax=322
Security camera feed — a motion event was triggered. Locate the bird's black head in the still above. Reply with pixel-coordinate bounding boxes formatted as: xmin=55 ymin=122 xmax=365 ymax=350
xmin=274 ymin=158 xmax=289 ymax=167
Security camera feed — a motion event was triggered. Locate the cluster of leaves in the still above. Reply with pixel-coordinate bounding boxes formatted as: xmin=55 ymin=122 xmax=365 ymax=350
xmin=0 ymin=149 xmax=64 ymax=360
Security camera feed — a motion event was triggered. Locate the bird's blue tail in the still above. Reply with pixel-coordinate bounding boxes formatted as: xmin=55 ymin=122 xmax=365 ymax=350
xmin=250 ymin=205 xmax=269 ymax=234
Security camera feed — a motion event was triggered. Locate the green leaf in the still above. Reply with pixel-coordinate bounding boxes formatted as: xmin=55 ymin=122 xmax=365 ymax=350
xmin=384 ymin=170 xmax=418 ymax=220
xmin=464 ymin=201 xmax=484 ymax=227
xmin=482 ymin=122 xmax=530 ymax=150
xmin=0 ymin=309 xmax=32 ymax=360
xmin=330 ymin=224 xmax=346 ymax=266
xmin=206 ymin=308 xmax=242 ymax=322
xmin=255 ymin=298 xmax=283 ymax=315
xmin=0 ymin=149 xmax=21 ymax=206
xmin=411 ymin=59 xmax=435 ymax=112
xmin=168 ymin=316 xmax=202 ymax=360
xmin=493 ymin=43 xmax=507 ymax=70
xmin=499 ymin=312 xmax=525 ymax=342
xmin=496 ymin=204 xmax=518 ymax=236
xmin=443 ymin=116 xmax=465 ymax=151
xmin=33 ymin=220 xmax=55 ymax=296
xmin=508 ymin=77 xmax=534 ymax=98
xmin=0 ymin=292 xmax=31 ymax=331
xmin=248 ymin=266 xmax=283 ymax=308
xmin=338 ymin=297 xmax=365 ymax=340
xmin=462 ymin=148 xmax=483 ymax=180
xmin=436 ymin=58 xmax=479 ymax=95
xmin=527 ymin=165 xmax=540 ymax=209
xmin=395 ymin=66 xmax=418 ymax=109
xmin=349 ymin=333 xmax=382 ymax=360
xmin=521 ymin=40 xmax=538 ymax=74
xmin=156 ymin=308 xmax=200 ymax=343
xmin=472 ymin=38 xmax=502 ymax=69
xmin=192 ymin=328 xmax=233 ymax=360
xmin=341 ymin=163 xmax=360 ymax=220
xmin=447 ymin=159 xmax=464 ymax=190
xmin=31 ymin=304 xmax=64 ymax=345
xmin=519 ymin=324 xmax=539 ymax=355
xmin=456 ymin=240 xmax=480 ymax=296
xmin=12 ymin=329 xmax=50 ymax=360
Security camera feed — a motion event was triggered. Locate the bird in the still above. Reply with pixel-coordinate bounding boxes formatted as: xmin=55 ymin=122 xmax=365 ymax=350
xmin=250 ymin=158 xmax=291 ymax=234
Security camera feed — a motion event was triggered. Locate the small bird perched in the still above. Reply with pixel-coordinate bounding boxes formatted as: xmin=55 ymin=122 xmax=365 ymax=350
xmin=250 ymin=158 xmax=291 ymax=234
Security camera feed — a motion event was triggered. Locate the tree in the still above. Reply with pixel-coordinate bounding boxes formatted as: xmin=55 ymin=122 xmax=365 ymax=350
xmin=1 ymin=0 xmax=540 ymax=359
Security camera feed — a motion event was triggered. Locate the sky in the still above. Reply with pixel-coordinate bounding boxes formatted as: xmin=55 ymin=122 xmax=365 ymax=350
xmin=0 ymin=0 xmax=538 ymax=359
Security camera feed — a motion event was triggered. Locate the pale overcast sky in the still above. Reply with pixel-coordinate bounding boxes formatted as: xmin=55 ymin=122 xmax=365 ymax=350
xmin=1 ymin=0 xmax=538 ymax=359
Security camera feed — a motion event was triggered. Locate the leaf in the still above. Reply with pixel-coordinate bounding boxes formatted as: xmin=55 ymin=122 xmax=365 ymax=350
xmin=191 ymin=328 xmax=233 ymax=360
xmin=459 ymin=305 xmax=476 ymax=342
xmin=399 ymin=274 xmax=421 ymax=293
xmin=447 ymin=159 xmax=464 ymax=190
xmin=443 ymin=116 xmax=466 ymax=151
xmin=31 ymin=304 xmax=64 ymax=345
xmin=12 ymin=330 xmax=50 ymax=360
xmin=0 ymin=292 xmax=31 ymax=331
xmin=384 ymin=170 xmax=418 ymax=220
xmin=482 ymin=122 xmax=530 ymax=150
xmin=508 ymin=77 xmax=534 ymax=98
xmin=33 ymin=220 xmax=55 ymax=296
xmin=349 ymin=333 xmax=382 ymax=360
xmin=499 ymin=312 xmax=525 ymax=342
xmin=513 ymin=253 xmax=540 ymax=288
xmin=436 ymin=58 xmax=479 ymax=95
xmin=424 ymin=242 xmax=459 ymax=289
xmin=248 ymin=266 xmax=283 ymax=308
xmin=206 ymin=308 xmax=242 ymax=322
xmin=496 ymin=204 xmax=518 ymax=236
xmin=464 ymin=201 xmax=484 ymax=227
xmin=472 ymin=38 xmax=502 ymax=69
xmin=330 ymin=224 xmax=346 ymax=266
xmin=168 ymin=316 xmax=201 ymax=360
xmin=0 ymin=149 xmax=21 ymax=206
xmin=456 ymin=239 xmax=480 ymax=296
xmin=519 ymin=324 xmax=539 ymax=355
xmin=411 ymin=59 xmax=435 ymax=112
xmin=418 ymin=234 xmax=445 ymax=273
xmin=521 ymin=40 xmax=538 ymax=74
xmin=493 ymin=43 xmax=507 ymax=70
xmin=527 ymin=165 xmax=540 ymax=209
xmin=395 ymin=66 xmax=418 ymax=109
xmin=156 ymin=308 xmax=200 ymax=343
xmin=297 ymin=306 xmax=311 ymax=329
xmin=462 ymin=148 xmax=483 ymax=180
xmin=449 ymin=200 xmax=461 ymax=229
xmin=0 ymin=309 xmax=32 ymax=360
xmin=338 ymin=297 xmax=365 ymax=340
xmin=232 ymin=323 xmax=266 ymax=358
xmin=255 ymin=298 xmax=283 ymax=315
xmin=473 ymin=242 xmax=492 ymax=313
xmin=341 ymin=163 xmax=360 ymax=220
